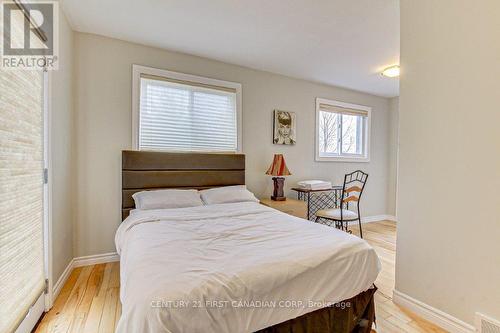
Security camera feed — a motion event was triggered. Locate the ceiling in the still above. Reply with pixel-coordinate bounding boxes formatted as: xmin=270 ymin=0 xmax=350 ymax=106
xmin=61 ymin=0 xmax=400 ymax=97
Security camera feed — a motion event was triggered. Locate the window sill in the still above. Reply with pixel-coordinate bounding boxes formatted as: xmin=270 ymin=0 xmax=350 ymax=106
xmin=138 ymin=147 xmax=241 ymax=154
xmin=315 ymin=156 xmax=370 ymax=163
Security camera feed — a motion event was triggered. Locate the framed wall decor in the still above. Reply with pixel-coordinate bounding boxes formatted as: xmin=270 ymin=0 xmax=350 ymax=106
xmin=273 ymin=110 xmax=296 ymax=145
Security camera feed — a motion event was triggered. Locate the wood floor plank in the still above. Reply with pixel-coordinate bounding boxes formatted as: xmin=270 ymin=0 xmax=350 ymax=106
xmin=108 ymin=262 xmax=120 ymax=289
xmin=49 ymin=265 xmax=93 ymax=333
xmin=68 ymin=264 xmax=105 ymax=333
xmin=36 ymin=221 xmax=447 ymax=333
xmin=113 ymin=293 xmax=122 ymax=332
xmin=82 ymin=263 xmax=113 ymax=333
xmin=98 ymin=287 xmax=119 ymax=333
xmin=376 ymin=317 xmax=403 ymax=333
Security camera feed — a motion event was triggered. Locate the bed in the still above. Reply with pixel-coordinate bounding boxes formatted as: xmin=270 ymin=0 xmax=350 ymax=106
xmin=116 ymin=150 xmax=381 ymax=333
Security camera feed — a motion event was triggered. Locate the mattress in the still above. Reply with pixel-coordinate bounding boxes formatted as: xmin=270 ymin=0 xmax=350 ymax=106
xmin=114 ymin=202 xmax=380 ymax=333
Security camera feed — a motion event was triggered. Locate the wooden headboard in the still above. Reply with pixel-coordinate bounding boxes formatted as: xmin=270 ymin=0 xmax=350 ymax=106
xmin=121 ymin=150 xmax=245 ymax=220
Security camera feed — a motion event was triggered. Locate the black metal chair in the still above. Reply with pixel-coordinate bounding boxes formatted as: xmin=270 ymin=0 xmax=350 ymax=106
xmin=315 ymin=170 xmax=368 ymax=238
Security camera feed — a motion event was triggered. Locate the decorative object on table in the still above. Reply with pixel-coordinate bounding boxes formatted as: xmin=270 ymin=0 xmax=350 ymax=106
xmin=297 ymin=180 xmax=332 ymax=191
xmin=273 ymin=110 xmax=296 ymax=145
xmin=265 ymin=154 xmax=291 ymax=201
xmin=260 ymin=198 xmax=307 ymax=219
xmin=315 ymin=170 xmax=368 ymax=238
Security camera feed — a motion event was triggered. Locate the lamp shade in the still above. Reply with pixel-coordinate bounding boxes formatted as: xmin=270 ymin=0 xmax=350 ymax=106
xmin=265 ymin=154 xmax=291 ymax=176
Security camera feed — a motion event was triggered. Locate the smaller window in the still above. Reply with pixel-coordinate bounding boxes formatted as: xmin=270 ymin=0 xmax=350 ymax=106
xmin=315 ymin=98 xmax=371 ymax=162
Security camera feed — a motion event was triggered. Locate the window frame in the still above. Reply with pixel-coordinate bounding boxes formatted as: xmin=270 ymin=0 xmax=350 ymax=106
xmin=132 ymin=64 xmax=242 ymax=152
xmin=315 ymin=98 xmax=371 ymax=162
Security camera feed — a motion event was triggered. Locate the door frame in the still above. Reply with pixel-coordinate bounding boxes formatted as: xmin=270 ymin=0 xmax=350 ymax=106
xmin=43 ymin=69 xmax=54 ymax=310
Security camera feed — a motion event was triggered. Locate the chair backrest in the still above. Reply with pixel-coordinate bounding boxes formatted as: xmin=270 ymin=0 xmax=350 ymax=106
xmin=341 ymin=170 xmax=368 ymax=209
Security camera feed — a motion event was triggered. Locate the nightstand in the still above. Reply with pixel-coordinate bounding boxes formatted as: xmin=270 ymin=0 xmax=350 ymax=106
xmin=260 ymin=198 xmax=307 ymax=219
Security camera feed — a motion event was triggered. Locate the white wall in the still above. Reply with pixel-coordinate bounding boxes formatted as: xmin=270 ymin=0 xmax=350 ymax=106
xmin=397 ymin=0 xmax=500 ymax=326
xmin=50 ymin=9 xmax=75 ymax=283
xmin=387 ymin=97 xmax=399 ymax=216
xmin=74 ymin=33 xmax=396 ymax=257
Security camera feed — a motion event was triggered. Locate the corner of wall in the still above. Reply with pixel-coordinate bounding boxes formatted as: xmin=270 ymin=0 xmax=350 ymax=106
xmin=49 ymin=3 xmax=77 ymax=285
xmin=386 ymin=96 xmax=399 ymax=217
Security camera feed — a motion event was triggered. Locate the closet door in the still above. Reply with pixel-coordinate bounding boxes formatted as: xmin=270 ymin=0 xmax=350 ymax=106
xmin=0 ymin=22 xmax=46 ymax=333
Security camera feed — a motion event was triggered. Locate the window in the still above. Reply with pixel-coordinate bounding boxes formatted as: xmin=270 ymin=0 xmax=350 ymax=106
xmin=315 ymin=98 xmax=371 ymax=162
xmin=0 ymin=14 xmax=46 ymax=333
xmin=133 ymin=65 xmax=242 ymax=152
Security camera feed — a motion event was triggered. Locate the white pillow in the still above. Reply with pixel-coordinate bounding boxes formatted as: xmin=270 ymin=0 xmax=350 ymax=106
xmin=200 ymin=185 xmax=259 ymax=205
xmin=132 ymin=189 xmax=204 ymax=210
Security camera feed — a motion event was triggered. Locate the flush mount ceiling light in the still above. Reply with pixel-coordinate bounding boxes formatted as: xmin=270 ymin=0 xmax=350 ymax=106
xmin=381 ymin=65 xmax=400 ymax=78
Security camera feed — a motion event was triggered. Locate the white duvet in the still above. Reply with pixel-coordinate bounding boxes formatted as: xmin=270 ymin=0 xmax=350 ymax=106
xmin=115 ymin=202 xmax=380 ymax=333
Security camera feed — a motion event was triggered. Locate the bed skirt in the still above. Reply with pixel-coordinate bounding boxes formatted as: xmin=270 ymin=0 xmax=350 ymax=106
xmin=256 ymin=286 xmax=377 ymax=333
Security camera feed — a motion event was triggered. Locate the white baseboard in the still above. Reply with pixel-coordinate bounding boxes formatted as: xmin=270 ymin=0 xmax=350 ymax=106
xmin=362 ymin=214 xmax=397 ymax=223
xmin=52 ymin=252 xmax=120 ymax=301
xmin=393 ymin=289 xmax=476 ymax=333
xmin=52 ymin=259 xmax=74 ymax=300
xmin=73 ymin=252 xmax=120 ymax=267
xmin=345 ymin=214 xmax=397 ymax=225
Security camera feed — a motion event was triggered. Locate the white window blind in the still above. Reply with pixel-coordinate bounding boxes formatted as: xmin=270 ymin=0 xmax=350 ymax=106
xmin=318 ymin=103 xmax=369 ymax=117
xmin=0 ymin=16 xmax=45 ymax=333
xmin=139 ymin=74 xmax=238 ymax=152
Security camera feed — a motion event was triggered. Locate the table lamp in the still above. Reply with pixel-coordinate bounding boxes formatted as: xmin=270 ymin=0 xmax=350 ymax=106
xmin=265 ymin=154 xmax=291 ymax=201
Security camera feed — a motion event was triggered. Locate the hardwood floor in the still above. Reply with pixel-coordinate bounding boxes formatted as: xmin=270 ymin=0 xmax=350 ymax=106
xmin=34 ymin=262 xmax=121 ymax=333
xmin=35 ymin=221 xmax=446 ymax=333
